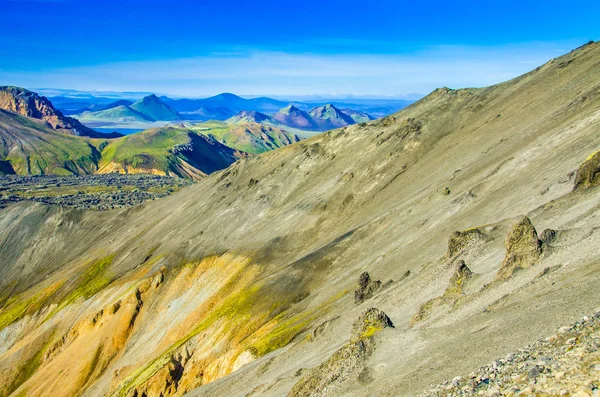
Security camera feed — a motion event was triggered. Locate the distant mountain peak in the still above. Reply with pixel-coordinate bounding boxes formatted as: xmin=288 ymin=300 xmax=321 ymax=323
xmin=309 ymin=103 xmax=355 ymax=129
xmin=279 ymin=104 xmax=302 ymax=114
xmin=214 ymin=93 xmax=243 ymax=100
xmin=130 ymin=94 xmax=182 ymax=121
xmin=227 ymin=110 xmax=270 ymax=124
xmin=310 ymin=103 xmax=346 ymax=119
xmin=142 ymin=94 xmax=161 ymax=102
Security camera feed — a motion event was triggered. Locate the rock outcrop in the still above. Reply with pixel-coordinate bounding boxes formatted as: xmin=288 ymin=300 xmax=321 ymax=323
xmin=496 ymin=217 xmax=542 ymax=280
xmin=444 ymin=260 xmax=473 ymax=298
xmin=574 ymin=150 xmax=600 ymax=190
xmin=288 ymin=309 xmax=393 ymax=397
xmin=412 ymin=260 xmax=473 ymax=325
xmin=352 ymin=308 xmax=394 ymax=338
xmin=354 ymin=272 xmax=382 ymax=304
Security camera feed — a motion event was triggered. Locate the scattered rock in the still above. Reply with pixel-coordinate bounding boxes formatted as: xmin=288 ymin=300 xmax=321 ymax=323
xmin=419 ymin=310 xmax=600 ymax=397
xmin=439 ymin=186 xmax=451 ymax=196
xmin=399 ymin=270 xmax=411 ymax=282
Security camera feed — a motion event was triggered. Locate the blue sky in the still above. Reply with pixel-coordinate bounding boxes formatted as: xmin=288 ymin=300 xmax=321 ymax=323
xmin=0 ymin=0 xmax=597 ymax=97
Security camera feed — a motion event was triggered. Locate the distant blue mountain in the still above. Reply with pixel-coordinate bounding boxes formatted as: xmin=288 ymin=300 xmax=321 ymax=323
xmin=164 ymin=93 xmax=290 ymax=114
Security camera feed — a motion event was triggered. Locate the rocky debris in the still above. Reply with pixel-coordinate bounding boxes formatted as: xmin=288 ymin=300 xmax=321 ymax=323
xmin=0 ymin=174 xmax=191 ymax=211
xmin=355 ymin=272 xmax=383 ymax=304
xmin=574 ymin=151 xmax=600 ymax=190
xmin=288 ymin=308 xmax=393 ymax=397
xmin=412 ymin=261 xmax=473 ymax=326
xmin=419 ymin=310 xmax=600 ymax=397
xmin=447 ymin=229 xmax=485 ymax=258
xmin=496 ymin=217 xmax=542 ymax=280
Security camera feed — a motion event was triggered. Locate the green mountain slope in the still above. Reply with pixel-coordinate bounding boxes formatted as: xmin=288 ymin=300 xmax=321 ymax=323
xmin=98 ymin=127 xmax=245 ymax=179
xmin=130 ymin=94 xmax=182 ymax=121
xmin=0 ymin=109 xmax=105 ymax=175
xmin=197 ymin=121 xmax=301 ymax=154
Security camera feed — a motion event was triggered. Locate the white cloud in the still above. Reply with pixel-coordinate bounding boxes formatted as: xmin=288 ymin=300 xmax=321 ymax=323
xmin=0 ymin=41 xmax=580 ymax=97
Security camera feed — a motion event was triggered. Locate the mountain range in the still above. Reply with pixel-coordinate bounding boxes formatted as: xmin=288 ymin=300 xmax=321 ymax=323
xmin=51 ymin=91 xmax=409 ymax=134
xmin=0 ymin=88 xmax=302 ymax=179
xmin=73 ymin=94 xmax=376 ymax=133
xmin=0 ymin=41 xmax=599 ymax=397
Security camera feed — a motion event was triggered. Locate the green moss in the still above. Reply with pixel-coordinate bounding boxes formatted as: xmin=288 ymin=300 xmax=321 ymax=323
xmin=249 ymin=311 xmax=315 ymax=357
xmin=51 ymin=255 xmax=115 ymax=316
xmin=0 ymin=282 xmax=63 ymax=331
xmin=0 ymin=295 xmax=38 ymax=330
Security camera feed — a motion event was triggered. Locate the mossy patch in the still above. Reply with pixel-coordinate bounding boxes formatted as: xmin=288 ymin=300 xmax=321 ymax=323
xmin=0 ymin=281 xmax=64 ymax=331
xmin=49 ymin=255 xmax=116 ymax=317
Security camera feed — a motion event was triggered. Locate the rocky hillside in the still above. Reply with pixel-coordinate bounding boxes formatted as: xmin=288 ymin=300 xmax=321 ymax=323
xmin=0 ymin=86 xmax=121 ymax=138
xmin=0 ymin=41 xmax=599 ymax=397
xmin=421 ymin=310 xmax=600 ymax=396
